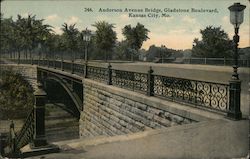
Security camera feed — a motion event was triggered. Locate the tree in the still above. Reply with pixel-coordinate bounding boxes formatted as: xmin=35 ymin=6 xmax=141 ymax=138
xmin=122 ymin=23 xmax=149 ymax=61
xmin=92 ymin=21 xmax=117 ymax=61
xmin=113 ymin=40 xmax=131 ymax=60
xmin=192 ymin=26 xmax=233 ymax=58
xmin=0 ymin=15 xmax=18 ymax=58
xmin=0 ymin=14 xmax=52 ymax=59
xmin=146 ymin=45 xmax=172 ymax=61
xmin=61 ymin=23 xmax=79 ymax=60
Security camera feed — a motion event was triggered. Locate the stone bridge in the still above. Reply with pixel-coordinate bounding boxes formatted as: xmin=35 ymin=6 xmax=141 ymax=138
xmin=0 ymin=59 xmax=248 ymax=158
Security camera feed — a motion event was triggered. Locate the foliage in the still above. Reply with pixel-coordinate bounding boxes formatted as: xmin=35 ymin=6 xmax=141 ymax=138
xmin=0 ymin=13 xmax=52 ymax=59
xmin=192 ymin=26 xmax=234 ymax=58
xmin=92 ymin=21 xmax=117 ymax=61
xmin=0 ymin=70 xmax=34 ymax=119
xmin=146 ymin=45 xmax=172 ymax=61
xmin=239 ymin=47 xmax=250 ymax=58
xmin=61 ymin=23 xmax=79 ymax=53
xmin=122 ymin=23 xmax=149 ymax=51
xmin=122 ymin=23 xmax=149 ymax=60
xmin=113 ymin=40 xmax=131 ymax=60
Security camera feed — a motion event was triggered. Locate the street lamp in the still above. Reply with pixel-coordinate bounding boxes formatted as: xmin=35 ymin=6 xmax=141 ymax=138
xmin=228 ymin=2 xmax=246 ymax=80
xmin=82 ymin=28 xmax=91 ymax=62
xmin=81 ymin=28 xmax=91 ymax=78
xmin=38 ymin=43 xmax=41 ymax=66
xmin=227 ymin=2 xmax=246 ymax=120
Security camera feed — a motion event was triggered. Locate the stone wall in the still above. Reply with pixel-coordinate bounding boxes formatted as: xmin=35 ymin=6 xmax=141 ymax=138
xmin=0 ymin=64 xmax=37 ymax=91
xmin=79 ymin=79 xmax=200 ymax=138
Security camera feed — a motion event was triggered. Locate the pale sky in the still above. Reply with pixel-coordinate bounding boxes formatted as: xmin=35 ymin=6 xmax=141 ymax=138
xmin=2 ymin=0 xmax=250 ymax=50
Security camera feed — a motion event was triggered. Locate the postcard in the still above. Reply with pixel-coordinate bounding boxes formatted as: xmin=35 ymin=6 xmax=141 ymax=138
xmin=0 ymin=0 xmax=249 ymax=158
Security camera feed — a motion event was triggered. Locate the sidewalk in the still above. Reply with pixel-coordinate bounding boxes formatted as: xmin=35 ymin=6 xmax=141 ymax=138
xmin=28 ymin=118 xmax=248 ymax=159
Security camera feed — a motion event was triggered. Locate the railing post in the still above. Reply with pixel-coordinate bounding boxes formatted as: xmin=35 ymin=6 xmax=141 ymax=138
xmin=53 ymin=58 xmax=56 ymax=69
xmin=31 ymin=57 xmax=33 ymax=65
xmin=227 ymin=80 xmax=242 ymax=120
xmin=61 ymin=59 xmax=64 ymax=71
xmin=42 ymin=58 xmax=44 ymax=66
xmin=71 ymin=60 xmax=74 ymax=74
xmin=47 ymin=58 xmax=49 ymax=68
xmin=147 ymin=66 xmax=154 ymax=96
xmin=9 ymin=121 xmax=17 ymax=154
xmin=38 ymin=58 xmax=40 ymax=66
xmin=31 ymin=83 xmax=47 ymax=147
xmin=107 ymin=63 xmax=112 ymax=85
xmin=84 ymin=62 xmax=88 ymax=78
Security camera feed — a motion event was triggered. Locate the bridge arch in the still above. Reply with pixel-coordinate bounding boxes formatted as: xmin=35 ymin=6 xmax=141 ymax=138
xmin=44 ymin=75 xmax=82 ymax=118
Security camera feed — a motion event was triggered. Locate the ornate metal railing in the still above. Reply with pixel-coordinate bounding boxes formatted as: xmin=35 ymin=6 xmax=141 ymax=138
xmin=55 ymin=60 xmax=61 ymax=69
xmin=62 ymin=61 xmax=72 ymax=71
xmin=87 ymin=66 xmax=108 ymax=83
xmin=74 ymin=63 xmax=85 ymax=75
xmin=4 ymin=108 xmax=34 ymax=155
xmin=153 ymin=75 xmax=228 ymax=112
xmin=112 ymin=70 xmax=148 ymax=93
xmin=3 ymin=58 xmax=231 ymax=114
xmin=48 ymin=60 xmax=54 ymax=68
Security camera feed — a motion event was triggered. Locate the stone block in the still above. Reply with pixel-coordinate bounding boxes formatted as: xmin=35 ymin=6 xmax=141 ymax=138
xmin=153 ymin=115 xmax=171 ymax=127
xmin=171 ymin=115 xmax=184 ymax=124
xmin=164 ymin=111 xmax=173 ymax=120
xmin=119 ymin=119 xmax=127 ymax=127
xmin=113 ymin=94 xmax=125 ymax=103
xmin=147 ymin=107 xmax=164 ymax=116
xmin=124 ymin=98 xmax=135 ymax=107
xmin=109 ymin=114 xmax=120 ymax=123
xmin=109 ymin=103 xmax=120 ymax=112
xmin=112 ymin=100 xmax=123 ymax=107
xmin=134 ymin=121 xmax=145 ymax=130
xmin=135 ymin=102 xmax=148 ymax=111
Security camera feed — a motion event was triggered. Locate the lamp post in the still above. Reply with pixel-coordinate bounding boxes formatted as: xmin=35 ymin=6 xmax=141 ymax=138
xmin=82 ymin=28 xmax=91 ymax=62
xmin=227 ymin=2 xmax=246 ymax=120
xmin=82 ymin=28 xmax=91 ymax=77
xmin=38 ymin=43 xmax=41 ymax=66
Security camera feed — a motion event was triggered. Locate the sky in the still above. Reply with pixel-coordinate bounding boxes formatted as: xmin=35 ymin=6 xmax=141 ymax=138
xmin=2 ymin=0 xmax=250 ymax=50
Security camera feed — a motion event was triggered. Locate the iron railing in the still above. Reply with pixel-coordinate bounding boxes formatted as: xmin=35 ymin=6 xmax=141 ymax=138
xmin=74 ymin=63 xmax=85 ymax=75
xmin=4 ymin=58 xmax=230 ymax=113
xmin=87 ymin=66 xmax=108 ymax=83
xmin=4 ymin=108 xmax=34 ymax=155
xmin=112 ymin=69 xmax=148 ymax=93
xmin=153 ymin=75 xmax=228 ymax=112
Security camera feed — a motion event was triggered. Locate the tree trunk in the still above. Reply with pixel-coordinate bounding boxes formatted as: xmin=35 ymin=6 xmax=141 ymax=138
xmin=29 ymin=49 xmax=32 ymax=59
xmin=105 ymin=51 xmax=107 ymax=62
xmin=25 ymin=50 xmax=28 ymax=59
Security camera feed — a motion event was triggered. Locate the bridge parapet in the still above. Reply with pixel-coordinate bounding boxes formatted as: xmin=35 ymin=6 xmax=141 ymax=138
xmin=2 ymin=58 xmax=243 ymax=119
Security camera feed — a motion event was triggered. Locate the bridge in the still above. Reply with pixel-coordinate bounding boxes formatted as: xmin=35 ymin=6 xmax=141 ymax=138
xmin=0 ymin=58 xmax=248 ymax=158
